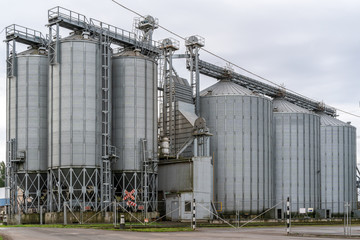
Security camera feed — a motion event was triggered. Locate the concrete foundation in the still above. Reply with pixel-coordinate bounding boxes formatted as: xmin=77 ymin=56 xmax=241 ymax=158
xmin=7 ymin=211 xmax=159 ymax=225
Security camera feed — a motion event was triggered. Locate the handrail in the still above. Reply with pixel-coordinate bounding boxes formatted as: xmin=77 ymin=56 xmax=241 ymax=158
xmin=89 ymin=18 xmax=136 ymax=40
xmin=47 ymin=6 xmax=160 ymax=54
xmin=48 ymin=6 xmax=89 ymax=25
xmin=193 ymin=59 xmax=336 ymax=116
xmin=5 ymin=24 xmax=47 ymax=46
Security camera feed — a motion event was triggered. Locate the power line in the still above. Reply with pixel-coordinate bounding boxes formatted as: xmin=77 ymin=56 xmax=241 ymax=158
xmin=111 ymin=0 xmax=360 ymax=119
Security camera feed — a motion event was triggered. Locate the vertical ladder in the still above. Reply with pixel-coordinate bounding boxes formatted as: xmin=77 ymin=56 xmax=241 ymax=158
xmin=165 ymin=56 xmax=176 ymax=155
xmin=100 ymin=32 xmax=112 ymax=206
xmin=141 ymin=139 xmax=149 ymax=219
xmin=161 ymin=51 xmax=176 ymax=155
xmin=158 ymin=56 xmax=164 ymax=137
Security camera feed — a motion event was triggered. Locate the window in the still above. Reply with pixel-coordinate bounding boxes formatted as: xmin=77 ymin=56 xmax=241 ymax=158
xmin=185 ymin=201 xmax=191 ymax=212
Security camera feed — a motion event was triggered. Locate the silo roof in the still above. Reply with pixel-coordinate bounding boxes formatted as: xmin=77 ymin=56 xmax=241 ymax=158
xmin=17 ymin=48 xmax=45 ymax=56
xmin=273 ymin=98 xmax=311 ymax=113
xmin=172 ymin=76 xmax=190 ymax=86
xmin=319 ymin=113 xmax=350 ymax=126
xmin=200 ymin=80 xmax=254 ymax=96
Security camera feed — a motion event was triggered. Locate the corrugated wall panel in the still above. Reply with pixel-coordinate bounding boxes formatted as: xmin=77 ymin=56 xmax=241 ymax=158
xmin=49 ymin=39 xmax=101 ymax=168
xmin=8 ymin=53 xmax=48 ymax=171
xmin=320 ymin=113 xmax=357 ymax=214
xmin=201 ymin=92 xmax=273 ymax=214
xmin=112 ymin=53 xmax=157 ymax=172
xmin=274 ymin=111 xmax=320 ymax=212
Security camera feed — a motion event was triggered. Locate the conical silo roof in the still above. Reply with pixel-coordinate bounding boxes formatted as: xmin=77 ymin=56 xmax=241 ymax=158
xmin=319 ymin=113 xmax=352 ymax=126
xmin=273 ymin=98 xmax=312 ymax=113
xmin=200 ymin=80 xmax=254 ymax=97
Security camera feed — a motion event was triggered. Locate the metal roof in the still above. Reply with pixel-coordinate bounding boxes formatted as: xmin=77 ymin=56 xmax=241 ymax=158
xmin=319 ymin=113 xmax=352 ymax=126
xmin=273 ymin=98 xmax=312 ymax=113
xmin=191 ymin=59 xmax=336 ymax=116
xmin=200 ymin=80 xmax=254 ymax=97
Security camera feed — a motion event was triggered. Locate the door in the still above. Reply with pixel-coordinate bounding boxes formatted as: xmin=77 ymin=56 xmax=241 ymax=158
xmin=171 ymin=201 xmax=179 ymax=221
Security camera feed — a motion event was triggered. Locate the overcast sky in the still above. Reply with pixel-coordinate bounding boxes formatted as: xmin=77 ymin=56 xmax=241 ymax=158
xmin=0 ymin=0 xmax=359 ymax=163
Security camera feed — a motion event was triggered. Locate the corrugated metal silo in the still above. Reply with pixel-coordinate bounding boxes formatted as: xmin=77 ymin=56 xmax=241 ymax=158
xmin=273 ymin=98 xmax=320 ymax=214
xmin=48 ymin=33 xmax=102 ymax=211
xmin=320 ymin=113 xmax=357 ymax=215
xmin=112 ymin=50 xmax=158 ymax=210
xmin=7 ymin=48 xmax=48 ymax=212
xmin=200 ymin=80 xmax=273 ymax=215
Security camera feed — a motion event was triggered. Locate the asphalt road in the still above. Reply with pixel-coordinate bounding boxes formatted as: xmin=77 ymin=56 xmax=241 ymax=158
xmin=1 ymin=226 xmax=359 ymax=240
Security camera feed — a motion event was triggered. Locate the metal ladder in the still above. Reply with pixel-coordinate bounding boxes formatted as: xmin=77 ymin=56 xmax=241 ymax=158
xmin=161 ymin=51 xmax=176 ymax=155
xmin=100 ymin=32 xmax=112 ymax=207
xmin=141 ymin=139 xmax=149 ymax=217
xmin=6 ymin=139 xmax=16 ymax=214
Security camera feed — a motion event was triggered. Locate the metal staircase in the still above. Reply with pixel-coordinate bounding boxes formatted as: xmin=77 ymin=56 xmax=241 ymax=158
xmin=100 ymin=32 xmax=112 ymax=207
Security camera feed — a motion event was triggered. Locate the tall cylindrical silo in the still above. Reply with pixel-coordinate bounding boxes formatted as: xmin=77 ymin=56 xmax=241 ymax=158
xmin=320 ymin=113 xmax=357 ymax=216
xmin=200 ymin=80 xmax=273 ymax=215
xmin=112 ymin=50 xmax=158 ymax=210
xmin=7 ymin=47 xmax=48 ymax=213
xmin=48 ymin=33 xmax=102 ymax=211
xmin=273 ymin=98 xmax=320 ymax=215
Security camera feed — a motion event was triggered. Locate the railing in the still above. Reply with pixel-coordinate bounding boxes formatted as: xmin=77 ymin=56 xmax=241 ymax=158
xmin=89 ymin=18 xmax=136 ymax=43
xmin=5 ymin=24 xmax=47 ymax=45
xmin=194 ymin=59 xmax=336 ymax=115
xmin=48 ymin=6 xmax=89 ymax=26
xmin=47 ymin=6 xmax=160 ymax=54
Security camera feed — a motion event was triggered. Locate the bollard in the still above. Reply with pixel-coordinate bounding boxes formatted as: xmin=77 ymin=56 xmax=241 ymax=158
xmin=191 ymin=199 xmax=196 ymax=230
xmin=113 ymin=201 xmax=117 ymax=228
xmin=286 ymin=197 xmax=290 ymax=235
xmin=3 ymin=215 xmax=7 ymax=226
xmin=120 ymin=214 xmax=125 ymax=229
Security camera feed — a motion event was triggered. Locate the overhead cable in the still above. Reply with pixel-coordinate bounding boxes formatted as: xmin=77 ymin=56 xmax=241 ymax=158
xmin=111 ymin=0 xmax=360 ymax=118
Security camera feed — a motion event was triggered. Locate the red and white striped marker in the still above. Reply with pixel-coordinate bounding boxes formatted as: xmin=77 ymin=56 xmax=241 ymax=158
xmin=126 ymin=200 xmax=137 ymax=207
xmin=124 ymin=189 xmax=136 ymax=201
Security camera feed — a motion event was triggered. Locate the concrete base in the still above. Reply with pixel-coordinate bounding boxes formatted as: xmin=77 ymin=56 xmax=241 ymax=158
xmin=7 ymin=213 xmax=41 ymax=225
xmin=7 ymin=211 xmax=159 ymax=225
xmin=45 ymin=211 xmax=159 ymax=224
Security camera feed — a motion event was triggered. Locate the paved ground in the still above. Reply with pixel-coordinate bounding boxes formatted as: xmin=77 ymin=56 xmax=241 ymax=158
xmin=1 ymin=226 xmax=360 ymax=240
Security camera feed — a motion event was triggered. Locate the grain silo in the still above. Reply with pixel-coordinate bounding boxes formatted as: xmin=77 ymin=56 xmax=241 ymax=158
xmin=6 ymin=47 xmax=48 ymax=213
xmin=112 ymin=50 xmax=158 ymax=211
xmin=200 ymin=80 xmax=273 ymax=215
xmin=48 ymin=32 xmax=102 ymax=211
xmin=319 ymin=113 xmax=357 ymax=216
xmin=273 ymin=98 xmax=320 ymax=216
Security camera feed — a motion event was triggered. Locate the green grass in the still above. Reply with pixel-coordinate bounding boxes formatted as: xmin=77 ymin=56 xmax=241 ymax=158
xmin=2 ymin=223 xmax=192 ymax=232
xmin=4 ymin=220 xmax=360 ymax=232
xmin=128 ymin=227 xmax=192 ymax=232
xmin=199 ymin=220 xmax=360 ymax=228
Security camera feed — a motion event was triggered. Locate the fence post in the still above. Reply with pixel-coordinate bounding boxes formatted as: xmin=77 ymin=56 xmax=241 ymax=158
xmin=63 ymin=202 xmax=67 ymax=226
xmin=40 ymin=206 xmax=43 ymax=225
xmin=344 ymin=202 xmax=351 ymax=236
xmin=286 ymin=197 xmax=290 ymax=235
xmin=191 ymin=199 xmax=196 ymax=230
xmin=113 ymin=200 xmax=117 ymax=228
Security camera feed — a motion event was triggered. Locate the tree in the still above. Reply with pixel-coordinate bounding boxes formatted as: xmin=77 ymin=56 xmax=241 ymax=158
xmin=0 ymin=161 xmax=5 ymax=187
